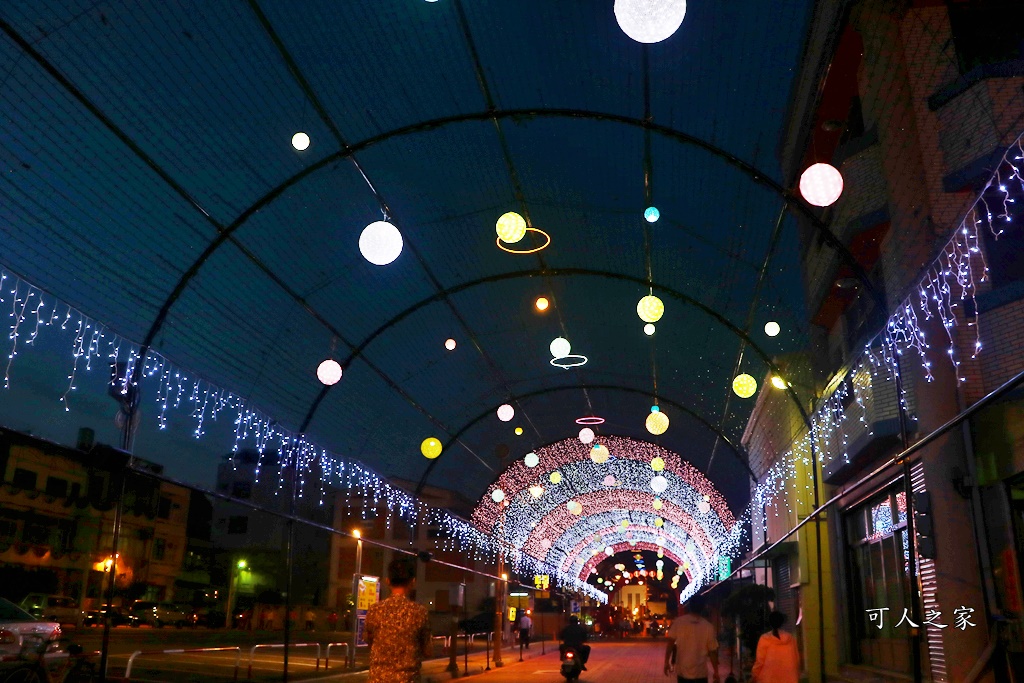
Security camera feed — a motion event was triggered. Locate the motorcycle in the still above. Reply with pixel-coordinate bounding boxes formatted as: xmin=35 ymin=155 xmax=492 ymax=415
xmin=559 ymin=646 xmax=583 ymax=681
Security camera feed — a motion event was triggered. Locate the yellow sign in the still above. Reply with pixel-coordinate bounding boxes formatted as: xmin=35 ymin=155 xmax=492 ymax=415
xmin=509 ymin=607 xmax=517 ymax=623
xmin=357 ymin=576 xmax=380 ymax=611
xmin=533 ymin=574 xmax=550 ymax=590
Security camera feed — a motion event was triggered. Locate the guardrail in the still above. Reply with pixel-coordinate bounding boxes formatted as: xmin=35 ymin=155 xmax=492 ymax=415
xmin=431 ymin=635 xmax=451 ymax=651
xmin=247 ymin=642 xmax=320 ymax=679
xmin=123 ymin=646 xmax=241 ymax=681
xmin=468 ymin=632 xmax=492 ymax=645
xmin=323 ymin=642 xmax=348 ymax=670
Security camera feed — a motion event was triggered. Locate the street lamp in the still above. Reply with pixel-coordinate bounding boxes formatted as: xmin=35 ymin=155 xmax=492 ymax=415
xmin=349 ymin=530 xmax=363 ymax=668
xmin=227 ymin=557 xmax=248 ymax=628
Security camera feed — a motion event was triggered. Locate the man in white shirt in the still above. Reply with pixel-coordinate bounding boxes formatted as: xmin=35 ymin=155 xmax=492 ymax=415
xmin=518 ymin=611 xmax=533 ymax=649
xmin=664 ymin=598 xmax=719 ymax=683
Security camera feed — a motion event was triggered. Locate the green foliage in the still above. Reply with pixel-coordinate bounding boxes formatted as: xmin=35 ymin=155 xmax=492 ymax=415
xmin=721 ymin=584 xmax=775 ymax=654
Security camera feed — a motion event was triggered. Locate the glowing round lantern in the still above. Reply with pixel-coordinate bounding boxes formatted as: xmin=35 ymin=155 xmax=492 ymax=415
xmin=491 ymin=488 xmax=505 ymax=503
xmin=496 ymin=212 xmax=527 ymax=244
xmin=529 ymin=485 xmax=543 ymax=498
xmin=650 ymin=456 xmax=665 ymax=472
xmin=605 ymin=546 xmax=615 ymax=556
xmin=652 ymin=497 xmax=663 ymax=511
xmin=549 ymin=471 xmax=562 ymax=485
xmin=444 ymin=338 xmax=457 ymax=350
xmin=637 ymin=295 xmax=665 ymax=323
xmin=359 ymin=221 xmax=403 ymax=266
xmin=514 ymin=427 xmax=523 ymax=436
xmin=291 ymin=132 xmax=310 ymax=150
xmin=799 ymin=163 xmax=844 ymax=207
xmin=614 ymin=0 xmax=687 ymax=44
xmin=602 ymin=475 xmax=616 ymax=486
xmin=651 ymin=475 xmax=668 ymax=493
xmin=535 ymin=297 xmax=549 ymax=311
xmin=646 ymin=410 xmax=669 ymax=435
xmin=698 ymin=500 xmax=711 ymax=514
xmin=644 ymin=206 xmax=660 ymax=223
xmin=620 ymin=519 xmax=629 ymax=529
xmin=540 ymin=538 xmax=551 ymax=549
xmin=317 ymin=359 xmax=343 ymax=386
xmin=567 ymin=500 xmax=583 ymax=515
xmin=655 ymin=517 xmax=665 ymax=528
xmin=644 ymin=323 xmax=655 ymax=336
xmin=732 ymin=373 xmax=757 ymax=399
xmin=550 ymin=337 xmax=571 ymax=359
xmin=524 ymin=452 xmax=539 ymax=468
xmin=579 ymin=428 xmax=595 ymax=444
xmin=420 ymin=437 xmax=442 ymax=459
xmin=764 ymin=321 xmax=781 ymax=337
xmin=497 ymin=404 xmax=515 ymax=422
xmin=590 ymin=444 xmax=610 ymax=464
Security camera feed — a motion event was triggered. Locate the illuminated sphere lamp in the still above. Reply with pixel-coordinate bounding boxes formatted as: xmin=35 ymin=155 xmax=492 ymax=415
xmin=515 ymin=427 xmax=524 ymax=436
xmin=549 ymin=471 xmax=562 ymax=485
xmin=496 ymin=212 xmax=527 ymax=244
xmin=590 ymin=444 xmax=610 ymax=464
xmin=291 ymin=132 xmax=310 ymax=151
xmin=444 ymin=338 xmax=457 ymax=351
xmin=646 ymin=409 xmax=669 ymax=435
xmin=652 ymin=497 xmax=663 ymax=510
xmin=359 ymin=221 xmax=403 ymax=266
xmin=655 ymin=517 xmax=664 ymax=527
xmin=567 ymin=500 xmax=583 ymax=515
xmin=698 ymin=500 xmax=711 ymax=514
xmin=317 ymin=359 xmax=343 ymax=386
xmin=528 ymin=485 xmax=543 ymax=499
xmin=656 ymin=560 xmax=664 ymax=569
xmin=620 ymin=519 xmax=629 ymax=529
xmin=771 ymin=375 xmax=789 ymax=390
xmin=799 ymin=163 xmax=844 ymax=207
xmin=491 ymin=488 xmax=505 ymax=503
xmin=549 ymin=337 xmax=571 ymax=359
xmin=644 ymin=323 xmax=655 ymax=336
xmin=764 ymin=321 xmax=781 ymax=337
xmin=650 ymin=456 xmax=665 ymax=472
xmin=605 ymin=546 xmax=615 ymax=556
xmin=644 ymin=206 xmax=660 ymax=223
xmin=602 ymin=475 xmax=616 ymax=486
xmin=733 ymin=373 xmax=758 ymax=399
xmin=420 ymin=437 xmax=442 ymax=459
xmin=497 ymin=404 xmax=515 ymax=422
xmin=524 ymin=452 xmax=540 ymax=468
xmin=579 ymin=427 xmax=595 ymax=444
xmin=541 ymin=538 xmax=551 ymax=549
xmin=535 ymin=297 xmax=550 ymax=312
xmin=614 ymin=0 xmax=687 ymax=44
xmin=637 ymin=295 xmax=665 ymax=323
xmin=651 ymin=475 xmax=669 ymax=493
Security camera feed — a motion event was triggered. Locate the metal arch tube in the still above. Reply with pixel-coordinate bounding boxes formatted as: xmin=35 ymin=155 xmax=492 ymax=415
xmin=413 ymin=382 xmax=756 ymax=496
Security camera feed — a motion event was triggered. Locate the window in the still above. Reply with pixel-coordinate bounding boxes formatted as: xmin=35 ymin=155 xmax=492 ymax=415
xmin=231 ymin=481 xmax=252 ymax=499
xmin=157 ymin=497 xmax=172 ymax=520
xmin=88 ymin=473 xmax=108 ymax=500
xmin=0 ymin=519 xmax=17 ymax=540
xmin=23 ymin=521 xmax=49 ymax=545
xmin=45 ymin=477 xmax=68 ymax=498
xmin=227 ymin=516 xmax=248 ymax=534
xmin=12 ymin=468 xmax=37 ymax=490
xmin=948 ymin=1 xmax=1024 ymax=73
xmin=153 ymin=538 xmax=166 ymax=561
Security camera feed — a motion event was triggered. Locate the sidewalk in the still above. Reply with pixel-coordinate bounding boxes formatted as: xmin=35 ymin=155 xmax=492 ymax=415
xmin=316 ymin=640 xmax=554 ymax=682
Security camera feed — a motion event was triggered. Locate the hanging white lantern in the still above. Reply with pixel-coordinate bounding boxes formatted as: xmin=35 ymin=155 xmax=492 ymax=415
xmin=529 ymin=484 xmax=544 ymax=498
xmin=549 ymin=337 xmax=571 ymax=359
xmin=605 ymin=546 xmax=615 ymax=556
xmin=602 ymin=474 xmax=616 ymax=486
xmin=359 ymin=221 xmax=403 ymax=265
xmin=541 ymin=538 xmax=552 ymax=549
xmin=524 ymin=452 xmax=540 ymax=468
xmin=698 ymin=500 xmax=711 ymax=514
xmin=590 ymin=444 xmax=610 ymax=464
xmin=291 ymin=132 xmax=310 ymax=151
xmin=644 ymin=323 xmax=655 ymax=336
xmin=317 ymin=359 xmax=343 ymax=386
xmin=799 ymin=163 xmax=844 ymax=207
xmin=614 ymin=0 xmax=687 ymax=44
xmin=651 ymin=475 xmax=668 ymax=493
xmin=579 ymin=427 xmax=595 ymax=444
xmin=646 ymin=410 xmax=669 ymax=435
xmin=497 ymin=404 xmax=515 ymax=422
xmin=764 ymin=321 xmax=781 ymax=337
xmin=491 ymin=488 xmax=505 ymax=503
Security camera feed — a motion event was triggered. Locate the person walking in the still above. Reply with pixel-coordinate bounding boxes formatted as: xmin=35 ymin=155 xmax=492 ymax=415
xmin=305 ymin=608 xmax=316 ymax=631
xmin=664 ymin=597 xmax=719 ymax=683
xmin=327 ymin=610 xmax=339 ymax=631
xmin=365 ymin=557 xmax=431 ymax=683
xmin=518 ymin=611 xmax=533 ymax=649
xmin=751 ymin=612 xmax=800 ymax=683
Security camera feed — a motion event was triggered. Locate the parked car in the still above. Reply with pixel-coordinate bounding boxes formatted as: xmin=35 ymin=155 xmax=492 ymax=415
xmin=82 ymin=607 xmax=136 ymax=628
xmin=18 ymin=594 xmax=83 ymax=628
xmin=129 ymin=602 xmax=190 ymax=628
xmin=0 ymin=597 xmax=61 ymax=661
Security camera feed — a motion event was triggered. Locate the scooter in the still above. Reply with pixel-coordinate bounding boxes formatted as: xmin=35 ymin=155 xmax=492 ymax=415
xmin=560 ymin=646 xmax=584 ymax=681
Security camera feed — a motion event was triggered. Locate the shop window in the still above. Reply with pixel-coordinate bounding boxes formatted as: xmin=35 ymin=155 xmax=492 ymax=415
xmin=227 ymin=516 xmax=248 ymax=534
xmin=12 ymin=468 xmax=36 ymax=490
xmin=948 ymin=1 xmax=1024 ymax=73
xmin=45 ymin=477 xmax=68 ymax=498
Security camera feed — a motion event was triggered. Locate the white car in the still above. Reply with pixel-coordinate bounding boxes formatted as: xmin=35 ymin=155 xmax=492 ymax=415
xmin=19 ymin=594 xmax=83 ymax=628
xmin=0 ymin=598 xmax=60 ymax=663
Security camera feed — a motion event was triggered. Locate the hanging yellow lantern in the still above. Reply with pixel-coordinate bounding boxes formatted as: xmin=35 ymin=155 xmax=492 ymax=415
xmin=549 ymin=471 xmax=562 ymax=485
xmin=652 ymin=497 xmax=663 ymax=511
xmin=733 ymin=373 xmax=758 ymax=399
xmin=590 ymin=444 xmax=610 ymax=464
xmin=636 ymin=295 xmax=665 ymax=323
xmin=650 ymin=456 xmax=665 ymax=472
xmin=655 ymin=517 xmax=664 ymax=528
xmin=646 ymin=410 xmax=669 ymax=435
xmin=496 ymin=212 xmax=527 ymax=244
xmin=420 ymin=437 xmax=442 ymax=459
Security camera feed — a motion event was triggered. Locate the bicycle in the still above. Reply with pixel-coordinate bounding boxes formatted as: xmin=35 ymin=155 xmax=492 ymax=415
xmin=0 ymin=638 xmax=98 ymax=683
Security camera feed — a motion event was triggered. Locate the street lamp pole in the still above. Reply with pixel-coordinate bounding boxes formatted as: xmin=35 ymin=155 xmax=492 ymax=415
xmin=227 ymin=559 xmax=246 ymax=628
xmin=492 ymin=506 xmax=506 ymax=667
xmin=349 ymin=530 xmax=362 ymax=668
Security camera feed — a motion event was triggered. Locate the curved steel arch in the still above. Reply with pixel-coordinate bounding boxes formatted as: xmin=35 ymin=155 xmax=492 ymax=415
xmin=127 ymin=107 xmax=876 ymax=402
xmin=414 ymin=383 xmax=755 ymax=496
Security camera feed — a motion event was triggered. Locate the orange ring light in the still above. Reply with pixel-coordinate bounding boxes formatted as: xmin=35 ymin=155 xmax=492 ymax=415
xmin=496 ymin=227 xmax=551 ymax=254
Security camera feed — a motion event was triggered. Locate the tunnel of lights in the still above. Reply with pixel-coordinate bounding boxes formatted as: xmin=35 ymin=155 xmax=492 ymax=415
xmin=472 ymin=435 xmax=736 ymax=599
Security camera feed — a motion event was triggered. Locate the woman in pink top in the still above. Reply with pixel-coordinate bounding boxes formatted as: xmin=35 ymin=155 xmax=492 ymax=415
xmin=751 ymin=612 xmax=800 ymax=683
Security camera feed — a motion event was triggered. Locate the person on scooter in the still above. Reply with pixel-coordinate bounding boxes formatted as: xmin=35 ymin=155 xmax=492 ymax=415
xmin=559 ymin=615 xmax=591 ymax=670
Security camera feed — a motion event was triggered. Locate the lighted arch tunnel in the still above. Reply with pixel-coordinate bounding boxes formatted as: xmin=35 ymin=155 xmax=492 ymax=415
xmin=472 ymin=435 xmax=738 ymax=596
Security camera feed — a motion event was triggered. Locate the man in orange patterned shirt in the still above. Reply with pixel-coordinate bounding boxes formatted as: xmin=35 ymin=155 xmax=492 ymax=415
xmin=366 ymin=557 xmax=432 ymax=683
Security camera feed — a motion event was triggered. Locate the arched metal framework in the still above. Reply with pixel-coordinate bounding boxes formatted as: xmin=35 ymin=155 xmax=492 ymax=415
xmin=415 ymin=383 xmax=755 ymax=495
